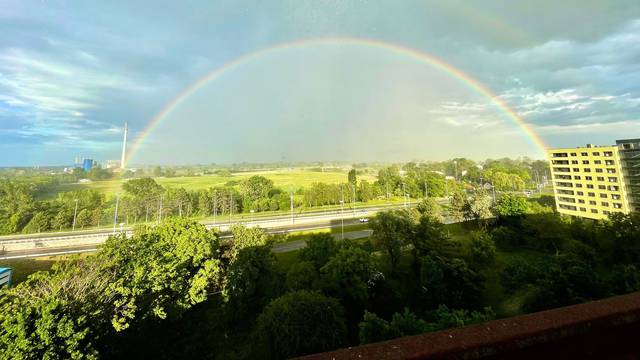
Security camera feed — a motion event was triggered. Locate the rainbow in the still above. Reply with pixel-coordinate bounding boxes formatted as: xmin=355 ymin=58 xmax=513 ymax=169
xmin=125 ymin=37 xmax=546 ymax=166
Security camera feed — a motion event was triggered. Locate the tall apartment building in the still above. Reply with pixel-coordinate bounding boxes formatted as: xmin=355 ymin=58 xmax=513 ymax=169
xmin=548 ymin=143 xmax=630 ymax=220
xmin=616 ymin=139 xmax=640 ymax=212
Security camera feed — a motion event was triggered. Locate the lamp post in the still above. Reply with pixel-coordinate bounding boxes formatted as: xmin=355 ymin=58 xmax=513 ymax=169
xmin=113 ymin=194 xmax=120 ymax=234
xmin=72 ymin=199 xmax=79 ymax=231
xmin=250 ymin=209 xmax=254 ymax=224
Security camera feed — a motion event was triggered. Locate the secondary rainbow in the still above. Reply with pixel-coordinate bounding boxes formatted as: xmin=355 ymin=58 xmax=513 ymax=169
xmin=125 ymin=37 xmax=546 ymax=166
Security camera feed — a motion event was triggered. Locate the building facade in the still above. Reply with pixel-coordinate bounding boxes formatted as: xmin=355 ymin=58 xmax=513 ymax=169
xmin=548 ymin=143 xmax=630 ymax=220
xmin=616 ymin=139 xmax=640 ymax=212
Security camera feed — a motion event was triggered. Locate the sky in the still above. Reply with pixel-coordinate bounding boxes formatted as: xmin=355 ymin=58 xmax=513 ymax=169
xmin=1 ymin=0 xmax=639 ymax=166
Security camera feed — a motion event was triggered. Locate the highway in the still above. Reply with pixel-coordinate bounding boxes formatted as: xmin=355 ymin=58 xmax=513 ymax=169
xmin=0 ymin=202 xmax=416 ymax=259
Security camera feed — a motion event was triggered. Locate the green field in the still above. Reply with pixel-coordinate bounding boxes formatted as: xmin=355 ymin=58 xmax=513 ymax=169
xmin=40 ymin=169 xmax=378 ymax=199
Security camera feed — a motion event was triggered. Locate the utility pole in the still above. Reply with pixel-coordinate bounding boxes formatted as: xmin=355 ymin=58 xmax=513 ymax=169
xmin=402 ymin=183 xmax=407 ymax=208
xmin=290 ymin=189 xmax=294 ymax=225
xmin=352 ymin=184 xmax=356 ymax=218
xmin=340 ymin=186 xmax=345 ymax=240
xmin=113 ymin=194 xmax=120 ymax=234
xmin=72 ymin=199 xmax=79 ymax=231
xmin=230 ymin=192 xmax=233 ymax=225
xmin=213 ymin=190 xmax=217 ymax=225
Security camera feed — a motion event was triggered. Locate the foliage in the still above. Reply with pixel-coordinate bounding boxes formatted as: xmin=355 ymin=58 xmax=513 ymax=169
xmin=494 ymin=194 xmax=529 ymax=218
xmin=320 ymin=247 xmax=375 ymax=306
xmin=370 ymin=210 xmax=415 ymax=271
xmin=100 ymin=218 xmax=223 ymax=331
xmin=299 ymin=233 xmax=338 ymax=270
xmin=412 ymin=215 xmax=456 ymax=261
xmin=416 ymin=197 xmax=442 ymax=221
xmin=254 ymin=291 xmax=346 ymax=359
xmin=419 ymin=255 xmax=484 ymax=309
xmin=468 ymin=230 xmax=496 ymax=266
xmin=286 ymin=261 xmax=318 ymax=291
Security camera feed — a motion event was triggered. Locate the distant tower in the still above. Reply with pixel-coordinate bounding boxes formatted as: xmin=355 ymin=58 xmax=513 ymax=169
xmin=120 ymin=122 xmax=128 ymax=169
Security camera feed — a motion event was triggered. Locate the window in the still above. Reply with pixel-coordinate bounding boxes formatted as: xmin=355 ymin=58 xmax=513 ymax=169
xmin=556 ymin=182 xmax=573 ymax=188
xmin=608 ymin=177 xmax=618 ymax=182
xmin=605 ymin=160 xmax=615 ymax=165
xmin=555 ymin=175 xmax=571 ymax=180
xmin=558 ymin=189 xmax=574 ymax=195
xmin=578 ymin=199 xmax=585 ymax=204
xmin=585 ymin=176 xmax=593 ymax=181
xmin=571 ymin=160 xmax=579 ymax=164
xmin=596 ymin=168 xmax=603 ymax=173
xmin=584 ymin=168 xmax=591 ymax=172
xmin=598 ymin=185 xmax=606 ymax=190
xmin=573 ymin=168 xmax=580 ymax=172
xmin=600 ymin=193 xmax=608 ymax=198
xmin=589 ymin=200 xmax=596 ymax=205
xmin=553 ymin=152 xmax=568 ymax=157
xmin=582 ymin=160 xmax=589 ymax=164
xmin=571 ymin=152 xmax=577 ymax=156
xmin=580 ymin=207 xmax=587 ymax=212
xmin=577 ymin=191 xmax=584 ymax=195
xmin=588 ymin=192 xmax=595 ymax=197
xmin=594 ymin=160 xmax=602 ymax=164
xmin=560 ymin=204 xmax=577 ymax=211
xmin=603 ymin=210 xmax=611 ymax=215
xmin=613 ymin=203 xmax=622 ymax=209
xmin=593 ymin=152 xmax=600 ymax=156
xmin=559 ymin=197 xmax=576 ymax=203
xmin=607 ymin=169 xmax=616 ymax=174
xmin=576 ymin=184 xmax=583 ymax=188
xmin=591 ymin=209 xmax=598 ymax=214
xmin=553 ymin=160 xmax=570 ymax=165
xmin=574 ymin=176 xmax=581 ymax=180
xmin=603 ymin=151 xmax=613 ymax=157
xmin=601 ymin=202 xmax=609 ymax=207
xmin=587 ymin=184 xmax=594 ymax=189
xmin=612 ymin=194 xmax=621 ymax=199
xmin=597 ymin=177 xmax=605 ymax=181
xmin=581 ymin=152 xmax=588 ymax=156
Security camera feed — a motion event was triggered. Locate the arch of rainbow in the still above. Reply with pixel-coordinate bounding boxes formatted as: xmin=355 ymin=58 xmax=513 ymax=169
xmin=125 ymin=37 xmax=546 ymax=167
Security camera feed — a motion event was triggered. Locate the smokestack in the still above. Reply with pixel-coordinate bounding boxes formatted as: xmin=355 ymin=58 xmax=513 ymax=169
xmin=120 ymin=122 xmax=128 ymax=169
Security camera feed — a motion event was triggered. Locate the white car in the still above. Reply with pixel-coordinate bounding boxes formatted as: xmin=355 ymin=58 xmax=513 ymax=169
xmin=359 ymin=218 xmax=369 ymax=223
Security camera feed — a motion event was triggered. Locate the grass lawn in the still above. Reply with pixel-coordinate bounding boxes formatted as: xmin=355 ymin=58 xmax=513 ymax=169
xmin=39 ymin=169 xmax=378 ymax=200
xmin=0 ymin=256 xmax=62 ymax=285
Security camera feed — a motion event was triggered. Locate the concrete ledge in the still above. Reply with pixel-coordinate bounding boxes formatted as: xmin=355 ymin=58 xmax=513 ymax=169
xmin=298 ymin=292 xmax=640 ymax=359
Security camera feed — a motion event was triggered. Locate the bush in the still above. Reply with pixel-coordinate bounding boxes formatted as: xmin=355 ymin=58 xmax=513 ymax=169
xmin=254 ymin=291 xmax=346 ymax=359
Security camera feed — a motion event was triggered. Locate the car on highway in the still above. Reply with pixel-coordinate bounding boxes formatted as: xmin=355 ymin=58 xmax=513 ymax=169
xmin=359 ymin=218 xmax=369 ymax=223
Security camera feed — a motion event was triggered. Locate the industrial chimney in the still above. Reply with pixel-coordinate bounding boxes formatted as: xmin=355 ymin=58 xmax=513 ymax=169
xmin=120 ymin=122 xmax=128 ymax=169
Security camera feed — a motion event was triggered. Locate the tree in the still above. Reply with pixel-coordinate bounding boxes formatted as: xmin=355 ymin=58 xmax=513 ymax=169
xmin=463 ymin=189 xmax=493 ymax=226
xmin=240 ymin=176 xmax=274 ymax=211
xmin=449 ymin=190 xmax=466 ymax=222
xmin=228 ymin=224 xmax=272 ymax=262
xmin=494 ymin=194 xmax=529 ymax=218
xmin=419 ymin=255 xmax=484 ymax=309
xmin=348 ymin=168 xmax=357 ymax=185
xmin=468 ymin=230 xmax=496 ymax=266
xmin=412 ymin=215 xmax=456 ymax=262
xmin=76 ymin=208 xmax=92 ymax=229
xmin=225 ymin=245 xmax=281 ymax=323
xmin=370 ymin=210 xmax=415 ymax=271
xmin=254 ymin=291 xmax=347 ymax=359
xmin=416 ymin=197 xmax=442 ymax=221
xmin=320 ymin=247 xmax=375 ymax=306
xmin=52 ymin=209 xmax=71 ymax=231
xmin=101 ymin=218 xmax=223 ymax=331
xmin=299 ymin=233 xmax=338 ymax=270
xmin=286 ymin=261 xmax=318 ymax=291
xmin=22 ymin=211 xmax=51 ymax=233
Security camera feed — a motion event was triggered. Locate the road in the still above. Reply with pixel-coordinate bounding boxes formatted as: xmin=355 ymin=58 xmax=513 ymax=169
xmin=0 ymin=200 xmax=447 ymax=260
xmin=0 ymin=222 xmax=371 ymax=260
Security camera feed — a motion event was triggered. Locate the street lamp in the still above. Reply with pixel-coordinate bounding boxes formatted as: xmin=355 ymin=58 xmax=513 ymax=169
xmin=72 ymin=199 xmax=79 ymax=231
xmin=250 ymin=209 xmax=255 ymax=224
